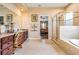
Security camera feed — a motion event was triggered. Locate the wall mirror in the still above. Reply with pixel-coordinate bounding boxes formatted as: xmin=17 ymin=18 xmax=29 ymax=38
xmin=6 ymin=14 xmax=13 ymax=23
xmin=0 ymin=16 xmax=4 ymax=25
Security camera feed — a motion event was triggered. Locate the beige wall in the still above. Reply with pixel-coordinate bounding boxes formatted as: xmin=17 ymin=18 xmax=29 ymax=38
xmin=1 ymin=3 xmax=21 ymax=16
xmin=0 ymin=5 xmax=22 ymax=29
xmin=54 ymin=4 xmax=79 ymax=55
xmin=65 ymin=4 xmax=79 ymax=26
xmin=0 ymin=4 xmax=65 ymax=39
xmin=13 ymin=7 xmax=64 ymax=40
xmin=27 ymin=8 xmax=64 ymax=39
xmin=58 ymin=4 xmax=79 ymax=40
xmin=65 ymin=4 xmax=79 ymax=12
xmin=59 ymin=3 xmax=79 ymax=39
xmin=21 ymin=12 xmax=30 ymax=29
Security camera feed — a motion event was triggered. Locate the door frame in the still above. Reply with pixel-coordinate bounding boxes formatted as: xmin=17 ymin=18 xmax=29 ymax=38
xmin=39 ymin=14 xmax=49 ymax=39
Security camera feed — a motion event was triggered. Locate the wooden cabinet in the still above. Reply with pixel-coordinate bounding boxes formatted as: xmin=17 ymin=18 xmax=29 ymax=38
xmin=0 ymin=34 xmax=14 ymax=55
xmin=0 ymin=39 xmax=1 ymax=55
xmin=14 ymin=30 xmax=28 ymax=48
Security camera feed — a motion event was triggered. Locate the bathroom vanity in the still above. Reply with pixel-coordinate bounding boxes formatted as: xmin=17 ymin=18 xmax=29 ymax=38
xmin=0 ymin=29 xmax=28 ymax=55
xmin=14 ymin=30 xmax=28 ymax=48
xmin=0 ymin=33 xmax=15 ymax=55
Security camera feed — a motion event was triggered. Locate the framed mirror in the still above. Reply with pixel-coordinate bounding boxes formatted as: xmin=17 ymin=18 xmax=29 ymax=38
xmin=0 ymin=16 xmax=4 ymax=25
xmin=6 ymin=14 xmax=13 ymax=23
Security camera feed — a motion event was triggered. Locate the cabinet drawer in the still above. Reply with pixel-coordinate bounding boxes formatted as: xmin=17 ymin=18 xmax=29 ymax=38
xmin=0 ymin=39 xmax=1 ymax=43
xmin=8 ymin=36 xmax=14 ymax=41
xmin=2 ymin=35 xmax=14 ymax=44
xmin=0 ymin=43 xmax=1 ymax=49
xmin=0 ymin=39 xmax=1 ymax=49
xmin=2 ymin=41 xmax=13 ymax=50
xmin=2 ymin=37 xmax=9 ymax=44
xmin=2 ymin=46 xmax=13 ymax=55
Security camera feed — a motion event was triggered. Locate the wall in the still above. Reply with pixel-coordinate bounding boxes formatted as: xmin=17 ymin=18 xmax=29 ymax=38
xmin=21 ymin=13 xmax=30 ymax=29
xmin=27 ymin=8 xmax=64 ymax=40
xmin=0 ymin=4 xmax=31 ymax=38
xmin=65 ymin=3 xmax=79 ymax=26
xmin=59 ymin=4 xmax=79 ymax=40
xmin=65 ymin=3 xmax=79 ymax=12
xmin=1 ymin=3 xmax=21 ymax=16
xmin=0 ymin=5 xmax=22 ymax=29
xmin=54 ymin=4 xmax=79 ymax=54
xmin=0 ymin=4 xmax=65 ymax=40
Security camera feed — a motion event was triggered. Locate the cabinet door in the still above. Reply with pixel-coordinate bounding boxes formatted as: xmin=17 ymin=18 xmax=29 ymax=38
xmin=2 ymin=41 xmax=13 ymax=50
xmin=2 ymin=46 xmax=13 ymax=55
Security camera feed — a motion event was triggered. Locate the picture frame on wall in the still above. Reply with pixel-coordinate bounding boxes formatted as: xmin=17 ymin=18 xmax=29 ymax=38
xmin=0 ymin=16 xmax=4 ymax=25
xmin=31 ymin=14 xmax=38 ymax=22
xmin=6 ymin=14 xmax=13 ymax=23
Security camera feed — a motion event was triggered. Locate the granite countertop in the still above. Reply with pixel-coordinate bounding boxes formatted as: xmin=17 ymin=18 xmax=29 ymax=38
xmin=0 ymin=29 xmax=28 ymax=39
xmin=0 ymin=33 xmax=15 ymax=39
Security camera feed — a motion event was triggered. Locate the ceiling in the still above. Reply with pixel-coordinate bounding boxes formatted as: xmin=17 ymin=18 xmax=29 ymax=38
xmin=25 ymin=3 xmax=70 ymax=8
xmin=14 ymin=3 xmax=70 ymax=13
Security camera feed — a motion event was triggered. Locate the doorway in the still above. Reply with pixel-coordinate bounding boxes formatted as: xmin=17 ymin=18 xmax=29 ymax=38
xmin=40 ymin=15 xmax=48 ymax=39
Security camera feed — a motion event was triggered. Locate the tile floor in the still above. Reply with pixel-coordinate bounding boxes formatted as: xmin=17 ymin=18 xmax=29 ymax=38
xmin=14 ymin=39 xmax=65 ymax=55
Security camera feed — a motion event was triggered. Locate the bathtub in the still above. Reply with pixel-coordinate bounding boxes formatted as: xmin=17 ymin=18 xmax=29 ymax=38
xmin=54 ymin=39 xmax=79 ymax=54
xmin=60 ymin=39 xmax=79 ymax=49
xmin=69 ymin=39 xmax=79 ymax=47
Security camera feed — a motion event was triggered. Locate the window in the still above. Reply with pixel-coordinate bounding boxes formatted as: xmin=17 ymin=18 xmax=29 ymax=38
xmin=64 ymin=12 xmax=73 ymax=26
